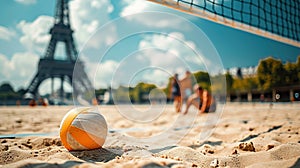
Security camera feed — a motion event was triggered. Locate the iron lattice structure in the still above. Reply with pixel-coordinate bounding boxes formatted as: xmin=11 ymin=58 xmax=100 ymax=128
xmin=148 ymin=0 xmax=300 ymax=47
xmin=26 ymin=0 xmax=93 ymax=101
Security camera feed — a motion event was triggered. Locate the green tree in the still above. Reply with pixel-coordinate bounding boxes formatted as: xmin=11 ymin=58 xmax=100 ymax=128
xmin=17 ymin=88 xmax=26 ymax=95
xmin=0 ymin=82 xmax=14 ymax=92
xmin=284 ymin=61 xmax=298 ymax=85
xmin=131 ymin=82 xmax=157 ymax=103
xmin=0 ymin=82 xmax=20 ymax=99
xmin=257 ymin=57 xmax=285 ymax=90
xmin=131 ymin=84 xmax=142 ymax=103
xmin=225 ymin=71 xmax=234 ymax=93
xmin=194 ymin=71 xmax=210 ymax=85
xmin=193 ymin=71 xmax=212 ymax=92
xmin=210 ymin=74 xmax=226 ymax=95
xmin=114 ymin=85 xmax=130 ymax=103
xmin=232 ymin=77 xmax=258 ymax=92
xmin=164 ymin=80 xmax=171 ymax=99
xmin=165 ymin=76 xmax=175 ymax=99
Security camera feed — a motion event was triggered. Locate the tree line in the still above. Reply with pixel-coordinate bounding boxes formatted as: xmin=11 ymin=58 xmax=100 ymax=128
xmin=1 ymin=56 xmax=299 ymax=103
xmin=228 ymin=56 xmax=300 ymax=94
xmin=97 ymin=56 xmax=300 ymax=103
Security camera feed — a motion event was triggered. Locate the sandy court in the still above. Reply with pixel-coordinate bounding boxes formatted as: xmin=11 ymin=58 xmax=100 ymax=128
xmin=0 ymin=103 xmax=299 ymax=167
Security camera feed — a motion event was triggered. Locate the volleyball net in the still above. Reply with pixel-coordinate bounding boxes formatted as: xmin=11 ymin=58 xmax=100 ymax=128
xmin=148 ymin=0 xmax=300 ymax=47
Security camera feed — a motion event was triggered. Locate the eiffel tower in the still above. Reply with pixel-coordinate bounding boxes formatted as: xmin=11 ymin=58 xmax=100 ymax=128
xmin=25 ymin=0 xmax=93 ymax=102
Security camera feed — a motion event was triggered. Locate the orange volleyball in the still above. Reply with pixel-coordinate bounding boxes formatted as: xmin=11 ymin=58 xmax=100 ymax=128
xmin=59 ymin=107 xmax=107 ymax=151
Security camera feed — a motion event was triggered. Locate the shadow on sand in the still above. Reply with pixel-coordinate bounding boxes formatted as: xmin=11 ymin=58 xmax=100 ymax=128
xmin=19 ymin=147 xmax=122 ymax=168
xmin=239 ymin=125 xmax=282 ymax=142
xmin=70 ymin=147 xmax=123 ymax=163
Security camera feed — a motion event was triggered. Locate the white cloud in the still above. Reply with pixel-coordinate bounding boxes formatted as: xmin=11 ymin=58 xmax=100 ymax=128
xmin=138 ymin=32 xmax=203 ymax=67
xmin=84 ymin=32 xmax=206 ymax=88
xmin=17 ymin=16 xmax=53 ymax=55
xmin=89 ymin=32 xmax=203 ymax=88
xmin=121 ymin=0 xmax=148 ymax=16
xmin=0 ymin=52 xmax=39 ymax=89
xmin=138 ymin=32 xmax=221 ymax=76
xmin=142 ymin=69 xmax=170 ymax=87
xmin=69 ymin=0 xmax=117 ymax=49
xmin=84 ymin=24 xmax=117 ymax=49
xmin=134 ymin=32 xmax=206 ymax=85
xmin=0 ymin=54 xmax=10 ymax=78
xmin=121 ymin=0 xmax=186 ymax=28
xmin=89 ymin=60 xmax=119 ymax=88
xmin=15 ymin=0 xmax=36 ymax=5
xmin=10 ymin=52 xmax=39 ymax=78
xmin=0 ymin=26 xmax=16 ymax=41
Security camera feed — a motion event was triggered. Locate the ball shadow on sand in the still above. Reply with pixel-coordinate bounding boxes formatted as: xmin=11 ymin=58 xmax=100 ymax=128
xmin=70 ymin=147 xmax=123 ymax=163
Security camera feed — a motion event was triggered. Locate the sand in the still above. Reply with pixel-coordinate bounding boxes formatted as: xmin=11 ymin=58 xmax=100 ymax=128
xmin=0 ymin=103 xmax=300 ymax=167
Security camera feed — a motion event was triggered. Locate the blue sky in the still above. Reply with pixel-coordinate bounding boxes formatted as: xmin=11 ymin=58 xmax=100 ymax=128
xmin=0 ymin=0 xmax=299 ymax=94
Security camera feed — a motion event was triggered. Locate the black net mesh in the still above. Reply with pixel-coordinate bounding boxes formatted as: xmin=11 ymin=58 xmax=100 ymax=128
xmin=149 ymin=0 xmax=300 ymax=46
